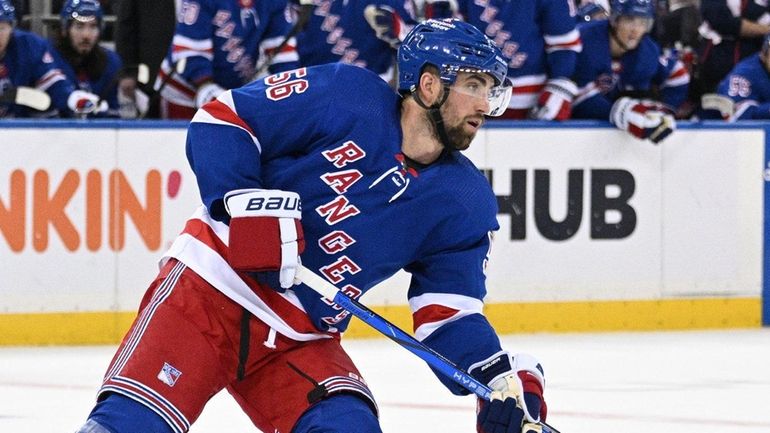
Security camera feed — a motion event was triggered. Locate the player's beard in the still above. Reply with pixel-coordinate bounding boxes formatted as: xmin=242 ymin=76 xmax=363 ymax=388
xmin=428 ymin=106 xmax=479 ymax=151
xmin=75 ymin=39 xmax=96 ymax=55
xmin=443 ymin=121 xmax=475 ymax=151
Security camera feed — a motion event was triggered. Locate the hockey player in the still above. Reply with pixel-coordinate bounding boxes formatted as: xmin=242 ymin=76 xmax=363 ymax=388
xmin=711 ymin=34 xmax=770 ymax=120
xmin=696 ymin=0 xmax=770 ymax=101
xmin=0 ymin=0 xmax=100 ymax=118
xmin=426 ymin=0 xmax=583 ymax=120
xmin=292 ymin=0 xmax=417 ymax=85
xmin=156 ymin=0 xmax=301 ymax=119
xmin=51 ymin=0 xmax=124 ymax=117
xmin=571 ymin=0 xmax=689 ymax=144
xmin=75 ymin=19 xmax=548 ymax=433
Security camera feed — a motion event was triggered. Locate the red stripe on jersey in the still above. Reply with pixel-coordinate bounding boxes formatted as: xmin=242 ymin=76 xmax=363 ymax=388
xmin=668 ymin=67 xmax=688 ymax=79
xmin=547 ymin=39 xmax=582 ymax=50
xmin=513 ymin=83 xmax=546 ymax=94
xmin=265 ymin=43 xmax=297 ymax=56
xmin=181 ymin=219 xmax=332 ymax=337
xmin=412 ymin=304 xmax=460 ymax=332
xmin=201 ymin=99 xmax=256 ymax=137
xmin=172 ymin=45 xmax=213 ymax=55
xmin=241 ymin=272 xmax=337 ymax=337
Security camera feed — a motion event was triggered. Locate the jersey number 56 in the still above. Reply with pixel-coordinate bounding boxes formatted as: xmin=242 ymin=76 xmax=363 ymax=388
xmin=265 ymin=68 xmax=309 ymax=101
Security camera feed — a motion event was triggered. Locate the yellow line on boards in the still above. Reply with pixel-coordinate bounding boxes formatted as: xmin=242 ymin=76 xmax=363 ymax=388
xmin=0 ymin=297 xmax=760 ymax=346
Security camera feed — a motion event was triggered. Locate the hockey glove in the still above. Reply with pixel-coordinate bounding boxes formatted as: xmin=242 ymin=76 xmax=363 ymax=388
xmin=471 ymin=351 xmax=547 ymax=433
xmin=610 ymin=97 xmax=676 ymax=144
xmin=364 ymin=5 xmax=409 ymax=49
xmin=195 ymin=82 xmax=226 ymax=108
xmin=530 ymin=78 xmax=577 ymax=121
xmin=224 ymin=189 xmax=305 ymax=290
xmin=424 ymin=0 xmax=459 ymax=19
xmin=67 ymin=90 xmax=102 ymax=115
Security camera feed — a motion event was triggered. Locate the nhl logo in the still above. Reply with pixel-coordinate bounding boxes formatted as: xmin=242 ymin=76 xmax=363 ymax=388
xmin=157 ymin=362 xmax=182 ymax=387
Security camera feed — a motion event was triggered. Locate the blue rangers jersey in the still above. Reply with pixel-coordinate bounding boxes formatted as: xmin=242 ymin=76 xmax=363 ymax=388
xmin=717 ymin=54 xmax=770 ymax=120
xmin=50 ymin=46 xmax=123 ymax=117
xmin=295 ymin=0 xmax=417 ymax=82
xmin=571 ymin=20 xmax=689 ymax=120
xmin=443 ymin=0 xmax=582 ymax=112
xmin=158 ymin=0 xmax=300 ymax=108
xmin=164 ymin=63 xmax=503 ymax=393
xmin=0 ymin=30 xmax=74 ymax=118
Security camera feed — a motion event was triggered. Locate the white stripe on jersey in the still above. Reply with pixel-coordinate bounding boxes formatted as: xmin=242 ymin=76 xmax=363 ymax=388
xmin=409 ymin=293 xmax=483 ymax=341
xmin=544 ymin=29 xmax=582 ymax=52
xmin=171 ymin=35 xmax=214 ymax=62
xmin=172 ymin=34 xmax=214 ymax=51
xmin=162 ymin=207 xmax=330 ymax=342
xmin=510 ymin=74 xmax=548 ymax=87
xmin=36 ymin=69 xmax=66 ymax=91
xmin=260 ymin=35 xmax=290 ymax=50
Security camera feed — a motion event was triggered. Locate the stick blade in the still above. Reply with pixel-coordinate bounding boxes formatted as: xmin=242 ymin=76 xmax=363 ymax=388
xmin=15 ymin=87 xmax=52 ymax=111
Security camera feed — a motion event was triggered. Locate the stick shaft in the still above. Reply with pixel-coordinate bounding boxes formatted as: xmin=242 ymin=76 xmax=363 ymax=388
xmin=296 ymin=265 xmax=560 ymax=433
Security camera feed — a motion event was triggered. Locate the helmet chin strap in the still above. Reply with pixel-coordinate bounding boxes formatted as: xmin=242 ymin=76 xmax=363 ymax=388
xmin=412 ymin=84 xmax=453 ymax=150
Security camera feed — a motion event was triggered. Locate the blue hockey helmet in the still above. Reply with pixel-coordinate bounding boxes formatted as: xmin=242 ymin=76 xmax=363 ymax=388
xmin=0 ymin=0 xmax=15 ymax=25
xmin=610 ymin=0 xmax=654 ymax=32
xmin=60 ymin=0 xmax=103 ymax=29
xmin=577 ymin=2 xmax=609 ymax=24
xmin=610 ymin=0 xmax=655 ymax=20
xmin=397 ymin=19 xmax=512 ymax=116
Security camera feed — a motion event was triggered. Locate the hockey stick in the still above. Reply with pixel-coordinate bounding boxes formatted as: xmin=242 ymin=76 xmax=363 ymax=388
xmin=142 ymin=57 xmax=188 ymax=119
xmin=250 ymin=1 xmax=313 ymax=82
xmin=296 ymin=265 xmax=561 ymax=433
xmin=0 ymin=86 xmax=52 ymax=111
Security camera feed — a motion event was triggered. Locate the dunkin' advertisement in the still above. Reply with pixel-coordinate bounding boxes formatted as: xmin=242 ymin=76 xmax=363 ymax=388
xmin=0 ymin=123 xmax=765 ymax=317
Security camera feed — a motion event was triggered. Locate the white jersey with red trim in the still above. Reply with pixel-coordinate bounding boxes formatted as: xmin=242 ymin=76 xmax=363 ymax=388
xmin=157 ymin=0 xmax=300 ymax=107
xmin=165 ymin=63 xmax=505 ymax=394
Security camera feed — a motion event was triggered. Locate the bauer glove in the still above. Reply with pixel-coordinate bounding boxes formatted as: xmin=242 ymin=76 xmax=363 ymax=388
xmin=67 ymin=89 xmax=103 ymax=115
xmin=224 ymin=189 xmax=305 ymax=290
xmin=471 ymin=351 xmax=547 ymax=433
xmin=424 ymin=0 xmax=459 ymax=19
xmin=195 ymin=82 xmax=226 ymax=108
xmin=610 ymin=97 xmax=676 ymax=144
xmin=530 ymin=78 xmax=577 ymax=121
xmin=364 ymin=5 xmax=410 ymax=49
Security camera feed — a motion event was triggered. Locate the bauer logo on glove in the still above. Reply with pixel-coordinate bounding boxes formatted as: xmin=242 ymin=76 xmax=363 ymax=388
xmin=244 ymin=196 xmax=302 ymax=212
xmin=224 ymin=188 xmax=305 ymax=289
